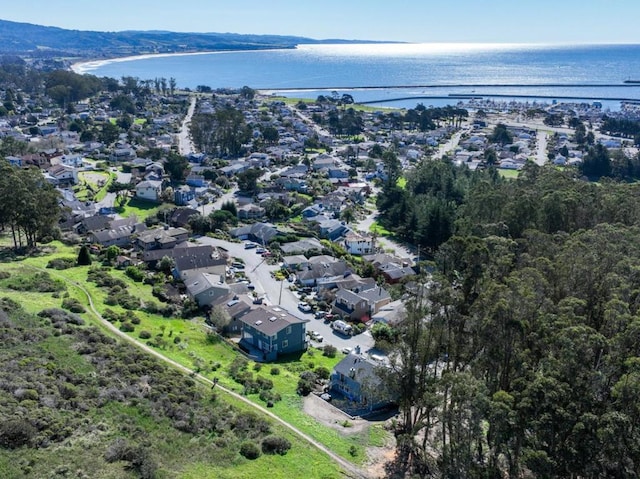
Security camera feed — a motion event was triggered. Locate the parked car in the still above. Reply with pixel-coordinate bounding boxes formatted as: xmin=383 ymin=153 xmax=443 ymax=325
xmin=256 ymin=247 xmax=265 ymax=254
xmin=314 ymin=310 xmax=326 ymax=319
xmin=298 ymin=302 xmax=312 ymax=313
xmin=341 ymin=347 xmax=353 ymax=355
xmin=244 ymin=242 xmax=257 ymax=249
xmin=331 ymin=319 xmax=353 ymax=335
xmin=310 ymin=331 xmax=323 ymax=342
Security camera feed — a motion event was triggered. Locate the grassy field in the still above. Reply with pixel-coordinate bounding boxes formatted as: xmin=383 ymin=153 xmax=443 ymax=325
xmin=369 ymin=221 xmax=393 ymax=237
xmin=115 ymin=196 xmax=162 ymax=220
xmin=0 ymin=239 xmax=389 ymax=474
xmin=497 ymin=168 xmax=520 ymax=179
xmin=75 ymin=170 xmax=115 ymax=202
xmin=0 ymin=282 xmax=345 ymax=478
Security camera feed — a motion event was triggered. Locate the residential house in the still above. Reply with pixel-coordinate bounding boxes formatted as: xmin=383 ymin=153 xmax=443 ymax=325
xmin=170 ymin=207 xmax=200 ymax=227
xmin=186 ymin=173 xmax=207 ymax=187
xmin=329 ymin=354 xmax=396 ymax=413
xmin=332 ymin=285 xmax=391 ymax=322
xmin=172 ymin=245 xmax=227 ymax=281
xmin=238 ymin=305 xmax=308 ymax=361
xmin=378 ymin=262 xmax=416 ymax=284
xmin=135 ymin=180 xmax=163 ymax=202
xmin=185 ymin=272 xmax=230 ymax=308
xmin=237 ymin=203 xmax=266 ymax=220
xmin=46 ymin=164 xmax=78 ymax=186
xmin=279 ymin=238 xmax=324 ymax=256
xmin=315 ymin=217 xmax=349 ymax=241
xmin=174 ymin=186 xmax=196 ymax=206
xmin=89 ymin=221 xmax=147 ymax=248
xmin=135 ymin=227 xmax=189 ymax=251
xmin=343 ymin=232 xmax=374 ymax=256
xmin=229 ymin=222 xmax=280 ymax=244
xmin=371 ymin=299 xmax=406 ymax=326
xmin=297 ymin=257 xmax=350 ymax=288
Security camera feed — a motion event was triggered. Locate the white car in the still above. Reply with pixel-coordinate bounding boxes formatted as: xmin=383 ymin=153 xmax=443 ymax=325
xmin=311 ymin=331 xmax=323 ymax=342
xmin=297 ymin=302 xmax=312 ymax=313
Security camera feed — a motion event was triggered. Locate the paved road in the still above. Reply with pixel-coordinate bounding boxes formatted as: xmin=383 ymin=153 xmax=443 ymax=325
xmin=178 ymin=95 xmax=197 ymax=156
xmin=535 ymin=130 xmax=548 ymax=166
xmin=196 ymin=236 xmax=377 ymax=354
xmin=38 ymin=265 xmax=368 ymax=479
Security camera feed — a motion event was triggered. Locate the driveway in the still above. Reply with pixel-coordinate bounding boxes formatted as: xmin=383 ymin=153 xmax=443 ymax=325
xmin=196 ymin=236 xmax=377 ymax=355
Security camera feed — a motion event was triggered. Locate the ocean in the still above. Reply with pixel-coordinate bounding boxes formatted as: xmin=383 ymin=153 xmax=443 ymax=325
xmin=74 ymin=43 xmax=640 ymax=110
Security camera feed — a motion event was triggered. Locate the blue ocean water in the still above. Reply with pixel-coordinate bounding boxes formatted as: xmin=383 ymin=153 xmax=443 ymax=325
xmin=76 ymin=43 xmax=640 ymax=109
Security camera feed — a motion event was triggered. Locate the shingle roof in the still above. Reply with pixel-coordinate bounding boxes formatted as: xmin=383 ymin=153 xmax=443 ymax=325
xmin=239 ymin=306 xmax=306 ymax=336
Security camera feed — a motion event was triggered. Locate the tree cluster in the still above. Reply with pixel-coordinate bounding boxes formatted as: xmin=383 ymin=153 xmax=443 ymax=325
xmin=0 ymin=160 xmax=61 ymax=251
xmin=383 ymin=163 xmax=640 ymax=477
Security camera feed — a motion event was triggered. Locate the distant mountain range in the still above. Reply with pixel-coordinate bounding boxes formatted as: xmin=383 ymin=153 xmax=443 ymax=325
xmin=0 ymin=19 xmax=384 ymax=60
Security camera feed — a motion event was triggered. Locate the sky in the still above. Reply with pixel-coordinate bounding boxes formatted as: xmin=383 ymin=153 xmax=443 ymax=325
xmin=2 ymin=0 xmax=639 ymax=44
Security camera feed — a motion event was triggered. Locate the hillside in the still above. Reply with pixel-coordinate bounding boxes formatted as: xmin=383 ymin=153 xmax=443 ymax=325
xmin=0 ymin=297 xmax=343 ymax=478
xmin=0 ymin=19 xmax=378 ymax=60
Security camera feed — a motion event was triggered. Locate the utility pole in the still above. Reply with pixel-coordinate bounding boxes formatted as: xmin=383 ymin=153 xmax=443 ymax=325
xmin=278 ymin=279 xmax=284 ymax=305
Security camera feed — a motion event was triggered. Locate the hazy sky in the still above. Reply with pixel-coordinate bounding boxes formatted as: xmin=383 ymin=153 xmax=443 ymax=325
xmin=2 ymin=0 xmax=639 ymax=44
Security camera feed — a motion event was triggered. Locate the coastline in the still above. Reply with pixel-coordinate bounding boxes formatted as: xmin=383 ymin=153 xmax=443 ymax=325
xmin=71 ymin=46 xmax=298 ymax=74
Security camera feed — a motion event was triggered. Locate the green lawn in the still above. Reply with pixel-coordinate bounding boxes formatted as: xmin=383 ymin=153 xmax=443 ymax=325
xmin=396 ymin=177 xmax=407 ymax=189
xmin=115 ymin=196 xmax=162 ymax=220
xmin=497 ymin=168 xmax=520 ymax=179
xmin=369 ymin=221 xmax=392 ymax=237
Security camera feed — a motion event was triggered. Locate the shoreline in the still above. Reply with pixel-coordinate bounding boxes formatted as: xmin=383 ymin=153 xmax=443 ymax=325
xmin=71 ymin=46 xmax=297 ymax=74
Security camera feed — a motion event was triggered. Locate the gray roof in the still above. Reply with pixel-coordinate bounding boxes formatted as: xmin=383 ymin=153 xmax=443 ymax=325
xmin=239 ymin=306 xmax=307 ymax=336
xmin=185 ymin=272 xmax=228 ymax=297
xmin=333 ymin=355 xmax=382 ymax=386
xmin=174 ymin=245 xmax=226 ymax=272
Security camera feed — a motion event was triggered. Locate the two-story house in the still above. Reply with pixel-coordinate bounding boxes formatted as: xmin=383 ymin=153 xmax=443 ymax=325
xmin=135 ymin=180 xmax=163 ymax=202
xmin=332 ymin=285 xmax=391 ymax=322
xmin=343 ymin=232 xmax=374 ymax=255
xmin=329 ymin=354 xmax=396 ymax=414
xmin=238 ymin=306 xmax=308 ymax=361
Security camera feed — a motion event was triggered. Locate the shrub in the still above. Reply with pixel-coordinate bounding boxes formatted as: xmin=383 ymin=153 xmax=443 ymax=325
xmin=46 ymin=257 xmax=76 ymax=270
xmin=0 ymin=419 xmax=36 ymax=449
xmin=315 ymin=366 xmax=331 ymax=380
xmin=120 ymin=322 xmax=135 ymax=333
xmin=61 ymin=297 xmax=86 ymax=313
xmin=38 ymin=308 xmax=84 ymax=326
xmin=139 ymin=330 xmax=152 ymax=339
xmin=322 ymin=344 xmax=337 ymax=358
xmin=239 ymin=441 xmax=261 ymax=460
xmin=297 ymin=370 xmax=317 ymax=396
xmin=125 ymin=266 xmax=144 ymax=282
xmin=270 ymin=367 xmax=280 ymax=375
xmin=261 ymin=436 xmax=292 ymax=456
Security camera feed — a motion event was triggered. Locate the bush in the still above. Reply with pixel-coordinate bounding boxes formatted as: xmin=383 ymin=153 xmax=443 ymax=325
xmin=239 ymin=441 xmax=261 ymax=460
xmin=0 ymin=418 xmax=36 ymax=449
xmin=261 ymin=436 xmax=292 ymax=456
xmin=139 ymin=330 xmax=152 ymax=339
xmin=270 ymin=367 xmax=280 ymax=375
xmin=120 ymin=322 xmax=135 ymax=333
xmin=125 ymin=266 xmax=145 ymax=282
xmin=315 ymin=366 xmax=331 ymax=380
xmin=322 ymin=345 xmax=337 ymax=358
xmin=61 ymin=297 xmax=86 ymax=313
xmin=38 ymin=308 xmax=84 ymax=326
xmin=46 ymin=257 xmax=76 ymax=270
xmin=297 ymin=370 xmax=317 ymax=396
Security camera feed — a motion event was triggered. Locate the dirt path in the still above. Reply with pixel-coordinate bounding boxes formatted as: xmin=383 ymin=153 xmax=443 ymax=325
xmin=43 ymin=267 xmax=369 ymax=479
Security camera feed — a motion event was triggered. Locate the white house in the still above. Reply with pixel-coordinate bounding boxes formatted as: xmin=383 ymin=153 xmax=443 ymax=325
xmin=136 ymin=180 xmax=163 ymax=202
xmin=344 ymin=232 xmax=374 ymax=256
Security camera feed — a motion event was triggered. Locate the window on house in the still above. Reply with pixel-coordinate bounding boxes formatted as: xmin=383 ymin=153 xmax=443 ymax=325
xmin=286 ymin=326 xmax=292 ymax=334
xmin=282 ymin=340 xmax=288 ymax=349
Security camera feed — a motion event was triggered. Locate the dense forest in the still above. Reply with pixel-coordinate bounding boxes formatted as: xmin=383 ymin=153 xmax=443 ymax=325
xmin=378 ymin=162 xmax=640 ymax=478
